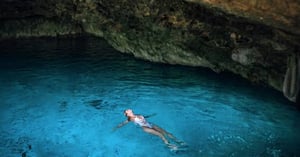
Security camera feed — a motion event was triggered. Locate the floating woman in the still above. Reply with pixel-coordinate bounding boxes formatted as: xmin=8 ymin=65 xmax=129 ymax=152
xmin=113 ymin=109 xmax=186 ymax=151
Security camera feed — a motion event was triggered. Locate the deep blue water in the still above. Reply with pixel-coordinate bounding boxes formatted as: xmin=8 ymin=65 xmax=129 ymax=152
xmin=0 ymin=37 xmax=299 ymax=157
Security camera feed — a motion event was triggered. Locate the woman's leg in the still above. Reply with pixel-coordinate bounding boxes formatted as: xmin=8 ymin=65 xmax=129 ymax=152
xmin=152 ymin=125 xmax=185 ymax=145
xmin=142 ymin=127 xmax=169 ymax=144
xmin=152 ymin=125 xmax=178 ymax=140
xmin=142 ymin=127 xmax=178 ymax=149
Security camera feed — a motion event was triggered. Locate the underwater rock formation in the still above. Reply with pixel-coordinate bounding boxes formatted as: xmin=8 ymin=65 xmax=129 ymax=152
xmin=0 ymin=0 xmax=299 ymax=103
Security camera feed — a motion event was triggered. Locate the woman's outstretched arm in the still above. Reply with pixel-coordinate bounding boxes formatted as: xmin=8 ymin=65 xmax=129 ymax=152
xmin=144 ymin=113 xmax=157 ymax=118
xmin=112 ymin=120 xmax=129 ymax=132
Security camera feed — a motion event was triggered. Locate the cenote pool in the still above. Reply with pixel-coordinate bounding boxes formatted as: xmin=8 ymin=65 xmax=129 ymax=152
xmin=0 ymin=37 xmax=299 ymax=157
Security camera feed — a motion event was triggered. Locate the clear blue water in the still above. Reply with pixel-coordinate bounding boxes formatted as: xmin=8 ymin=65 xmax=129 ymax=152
xmin=0 ymin=37 xmax=299 ymax=157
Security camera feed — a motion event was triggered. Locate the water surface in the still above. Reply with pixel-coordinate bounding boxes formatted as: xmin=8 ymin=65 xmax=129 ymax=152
xmin=0 ymin=37 xmax=299 ymax=157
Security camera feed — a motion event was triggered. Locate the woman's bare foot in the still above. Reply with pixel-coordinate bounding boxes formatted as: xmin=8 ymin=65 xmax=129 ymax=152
xmin=166 ymin=143 xmax=178 ymax=150
xmin=176 ymin=140 xmax=187 ymax=146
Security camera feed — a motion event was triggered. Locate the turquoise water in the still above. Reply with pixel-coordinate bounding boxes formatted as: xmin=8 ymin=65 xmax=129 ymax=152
xmin=0 ymin=37 xmax=299 ymax=157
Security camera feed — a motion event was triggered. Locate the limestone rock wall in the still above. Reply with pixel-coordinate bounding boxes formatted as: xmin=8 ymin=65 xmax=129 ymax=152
xmin=0 ymin=0 xmax=299 ymax=104
xmin=186 ymin=0 xmax=300 ymax=35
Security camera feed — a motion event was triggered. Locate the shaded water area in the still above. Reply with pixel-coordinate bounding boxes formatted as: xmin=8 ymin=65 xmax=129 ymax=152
xmin=0 ymin=37 xmax=299 ymax=157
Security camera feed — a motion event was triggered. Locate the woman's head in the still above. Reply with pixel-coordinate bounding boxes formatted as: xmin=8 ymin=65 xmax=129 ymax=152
xmin=124 ymin=109 xmax=134 ymax=117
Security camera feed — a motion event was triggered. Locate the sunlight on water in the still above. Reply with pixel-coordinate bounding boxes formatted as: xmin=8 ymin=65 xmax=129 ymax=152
xmin=0 ymin=37 xmax=299 ymax=157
